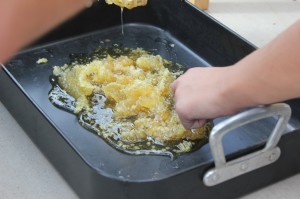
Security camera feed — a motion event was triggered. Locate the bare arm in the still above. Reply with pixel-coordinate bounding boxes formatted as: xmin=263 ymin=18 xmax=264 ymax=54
xmin=0 ymin=0 xmax=92 ymax=63
xmin=171 ymin=19 xmax=300 ymax=129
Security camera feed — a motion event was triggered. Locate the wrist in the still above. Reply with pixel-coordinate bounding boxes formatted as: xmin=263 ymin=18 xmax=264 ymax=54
xmin=218 ymin=65 xmax=259 ymax=113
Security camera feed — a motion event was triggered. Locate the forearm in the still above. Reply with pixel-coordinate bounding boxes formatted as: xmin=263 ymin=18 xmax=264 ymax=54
xmin=0 ymin=0 xmax=91 ymax=63
xmin=225 ymin=19 xmax=300 ymax=108
xmin=172 ymin=19 xmax=300 ymax=129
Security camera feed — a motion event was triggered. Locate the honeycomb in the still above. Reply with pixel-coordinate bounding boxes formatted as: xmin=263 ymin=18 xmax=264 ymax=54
xmin=52 ymin=48 xmax=209 ymax=145
xmin=105 ymin=0 xmax=147 ymax=9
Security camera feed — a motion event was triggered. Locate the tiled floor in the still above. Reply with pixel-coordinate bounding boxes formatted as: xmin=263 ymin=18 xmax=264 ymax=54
xmin=206 ymin=0 xmax=300 ymax=48
xmin=0 ymin=0 xmax=300 ymax=198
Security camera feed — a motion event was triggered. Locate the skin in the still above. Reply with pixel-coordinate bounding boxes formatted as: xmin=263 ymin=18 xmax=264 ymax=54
xmin=172 ymin=19 xmax=300 ymax=129
xmin=0 ymin=0 xmax=92 ymax=63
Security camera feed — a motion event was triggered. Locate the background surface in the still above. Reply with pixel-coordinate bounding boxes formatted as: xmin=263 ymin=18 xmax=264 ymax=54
xmin=1 ymin=0 xmax=300 ymax=198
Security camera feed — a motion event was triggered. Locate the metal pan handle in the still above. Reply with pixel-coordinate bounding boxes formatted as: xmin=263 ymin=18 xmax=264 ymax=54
xmin=203 ymin=103 xmax=291 ymax=186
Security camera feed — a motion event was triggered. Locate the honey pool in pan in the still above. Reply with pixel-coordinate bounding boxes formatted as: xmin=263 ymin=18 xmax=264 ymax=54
xmin=49 ymin=46 xmax=212 ymax=158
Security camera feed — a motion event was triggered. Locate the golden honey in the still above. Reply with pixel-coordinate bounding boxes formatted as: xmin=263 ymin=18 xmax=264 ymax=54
xmin=105 ymin=0 xmax=148 ymax=9
xmin=49 ymin=47 xmax=212 ymax=157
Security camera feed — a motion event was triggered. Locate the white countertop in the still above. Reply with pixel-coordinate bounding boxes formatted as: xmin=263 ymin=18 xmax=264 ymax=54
xmin=1 ymin=0 xmax=300 ymax=198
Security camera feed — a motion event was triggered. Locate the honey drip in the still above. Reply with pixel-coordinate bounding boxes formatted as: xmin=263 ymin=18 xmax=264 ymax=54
xmin=121 ymin=7 xmax=124 ymax=35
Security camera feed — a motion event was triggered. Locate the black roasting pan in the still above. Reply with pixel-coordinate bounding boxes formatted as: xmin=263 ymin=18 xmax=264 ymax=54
xmin=1 ymin=0 xmax=300 ymax=198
